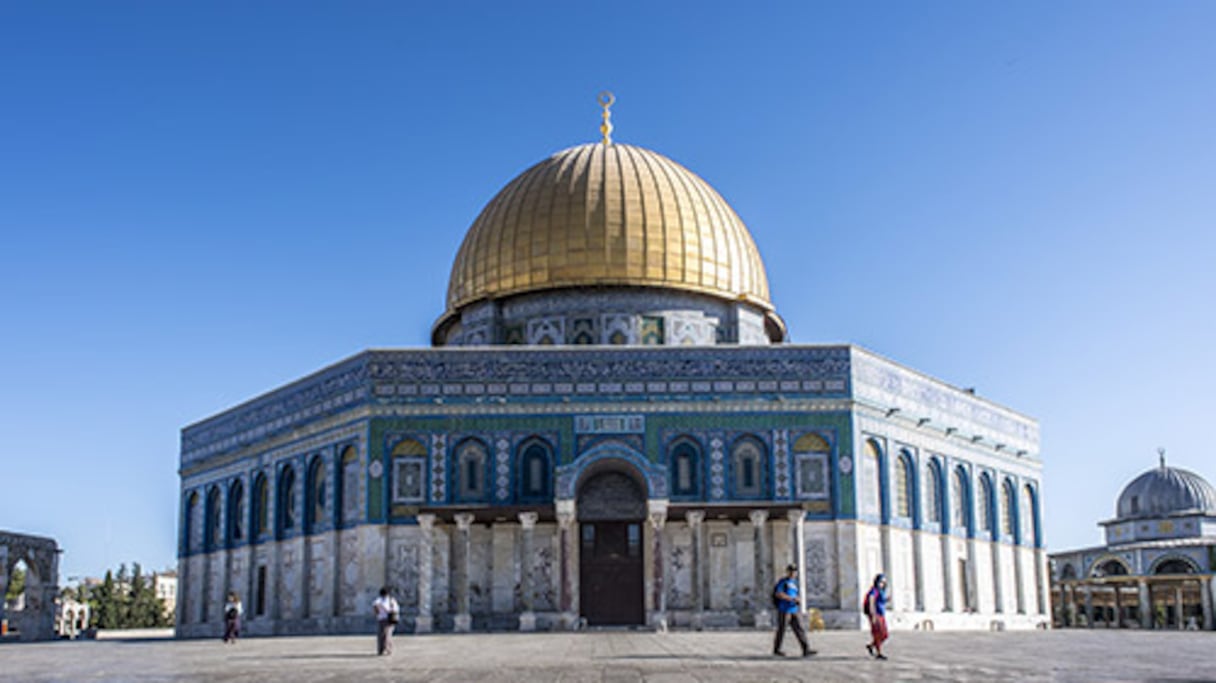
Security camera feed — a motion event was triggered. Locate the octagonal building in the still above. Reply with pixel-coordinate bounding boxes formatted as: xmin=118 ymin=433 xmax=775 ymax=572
xmin=176 ymin=115 xmax=1047 ymax=637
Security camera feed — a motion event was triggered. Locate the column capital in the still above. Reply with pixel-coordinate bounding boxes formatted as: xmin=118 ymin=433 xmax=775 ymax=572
xmin=417 ymin=513 xmax=437 ymax=531
xmin=647 ymin=499 xmax=669 ymax=529
xmin=556 ymin=499 xmax=576 ymax=528
xmin=685 ymin=510 xmax=705 ymax=528
xmin=786 ymin=509 xmax=804 ymax=525
xmin=454 ymin=512 xmax=476 ymax=531
xmin=518 ymin=512 xmax=539 ymax=530
xmin=748 ymin=509 xmax=769 ymax=527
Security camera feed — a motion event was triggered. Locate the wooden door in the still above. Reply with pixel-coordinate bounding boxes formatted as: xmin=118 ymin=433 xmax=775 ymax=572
xmin=579 ymin=521 xmax=644 ymax=626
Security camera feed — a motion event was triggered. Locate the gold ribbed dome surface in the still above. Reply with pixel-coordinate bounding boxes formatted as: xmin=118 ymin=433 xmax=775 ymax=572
xmin=445 ymin=142 xmax=773 ymax=314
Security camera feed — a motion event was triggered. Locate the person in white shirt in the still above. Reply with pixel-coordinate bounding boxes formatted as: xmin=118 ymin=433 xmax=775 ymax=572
xmin=222 ymin=592 xmax=243 ymax=644
xmin=372 ymin=587 xmax=400 ymax=655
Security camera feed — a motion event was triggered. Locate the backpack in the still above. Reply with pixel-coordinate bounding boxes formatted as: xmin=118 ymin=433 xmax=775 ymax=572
xmin=225 ymin=607 xmax=239 ymax=621
xmin=771 ymin=579 xmax=785 ymax=610
xmin=862 ymin=590 xmax=871 ymax=617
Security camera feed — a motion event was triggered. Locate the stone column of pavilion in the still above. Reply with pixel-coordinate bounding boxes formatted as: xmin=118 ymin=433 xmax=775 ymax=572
xmin=556 ymin=500 xmax=577 ymax=630
xmin=685 ymin=510 xmax=705 ymax=630
xmin=1174 ymin=584 xmax=1185 ymax=630
xmin=646 ymin=500 xmax=668 ymax=632
xmin=749 ymin=510 xmax=770 ymax=629
xmin=1012 ymin=537 xmax=1027 ymax=615
xmin=1083 ymin=585 xmax=1093 ymax=627
xmin=940 ymin=532 xmax=955 ymax=613
xmin=786 ymin=509 xmax=806 ymax=614
xmin=453 ymin=512 xmax=475 ymax=633
xmin=517 ymin=512 xmax=538 ymax=632
xmin=965 ymin=531 xmax=980 ymax=615
xmin=912 ymin=523 xmax=926 ymax=613
xmin=1113 ymin=581 xmax=1124 ymax=627
xmin=414 ymin=514 xmax=436 ymax=633
xmin=1202 ymin=577 xmax=1214 ymax=631
xmin=990 ymin=537 xmax=1004 ymax=615
xmin=1137 ymin=579 xmax=1151 ymax=628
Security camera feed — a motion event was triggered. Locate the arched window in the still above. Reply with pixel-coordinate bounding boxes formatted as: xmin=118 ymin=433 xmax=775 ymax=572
xmin=252 ymin=473 xmax=269 ymax=538
xmin=1022 ymin=484 xmax=1040 ymax=547
xmin=669 ymin=438 xmax=701 ymax=498
xmin=1093 ymin=559 xmax=1129 ymax=577
xmin=952 ymin=466 xmax=969 ymax=532
xmin=204 ymin=486 xmax=222 ymax=552
xmin=925 ymin=459 xmax=943 ymax=524
xmin=228 ymin=479 xmax=245 ymax=543
xmin=731 ymin=437 xmax=765 ymax=498
xmin=978 ymin=474 xmax=994 ymax=534
xmin=306 ymin=455 xmax=326 ymax=533
xmin=861 ymin=440 xmax=882 ymax=517
xmin=277 ymin=465 xmax=296 ymax=537
xmin=1000 ymin=478 xmax=1016 ymax=538
xmin=894 ymin=452 xmax=914 ymax=519
xmin=339 ymin=445 xmax=360 ymax=524
xmin=455 ymin=439 xmax=488 ymax=501
xmin=518 ymin=440 xmax=553 ymax=501
xmin=184 ymin=491 xmax=201 ymax=553
xmin=1154 ymin=558 xmax=1197 ymax=575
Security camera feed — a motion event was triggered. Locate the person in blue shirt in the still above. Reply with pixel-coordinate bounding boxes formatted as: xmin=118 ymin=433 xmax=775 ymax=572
xmin=772 ymin=564 xmax=815 ymax=657
xmin=864 ymin=574 xmax=889 ymax=660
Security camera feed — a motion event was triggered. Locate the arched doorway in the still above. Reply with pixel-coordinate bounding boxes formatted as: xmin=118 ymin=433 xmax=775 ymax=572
xmin=577 ymin=469 xmax=646 ymax=626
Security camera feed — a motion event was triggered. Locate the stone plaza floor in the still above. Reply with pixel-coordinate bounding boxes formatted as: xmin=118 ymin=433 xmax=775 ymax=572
xmin=1 ymin=629 xmax=1214 ymax=683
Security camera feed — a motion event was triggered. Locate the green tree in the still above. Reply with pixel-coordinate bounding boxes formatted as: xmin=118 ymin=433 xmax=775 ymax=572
xmin=90 ymin=570 xmax=121 ymax=629
xmin=127 ymin=563 xmax=168 ymax=628
xmin=5 ymin=566 xmax=25 ymax=604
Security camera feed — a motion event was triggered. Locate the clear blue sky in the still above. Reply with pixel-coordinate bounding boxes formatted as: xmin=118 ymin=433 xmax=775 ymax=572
xmin=2 ymin=1 xmax=1213 ymax=581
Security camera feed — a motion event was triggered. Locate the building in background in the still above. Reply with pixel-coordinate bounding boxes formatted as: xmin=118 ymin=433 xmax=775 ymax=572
xmin=176 ymin=100 xmax=1047 ymax=637
xmin=1051 ymin=454 xmax=1215 ymax=630
xmin=153 ymin=571 xmax=177 ymax=622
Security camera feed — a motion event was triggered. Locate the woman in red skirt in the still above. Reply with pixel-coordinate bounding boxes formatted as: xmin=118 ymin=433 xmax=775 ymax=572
xmin=864 ymin=574 xmax=889 ymax=660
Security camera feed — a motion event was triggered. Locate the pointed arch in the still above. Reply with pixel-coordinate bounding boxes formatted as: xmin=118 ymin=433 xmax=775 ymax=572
xmin=277 ymin=463 xmax=297 ymax=539
xmin=454 ymin=438 xmax=489 ymax=502
xmin=730 ymin=435 xmax=767 ymax=499
xmin=668 ymin=435 xmax=703 ymax=499
xmin=306 ymin=454 xmax=327 ymax=533
xmin=338 ymin=444 xmax=361 ymax=525
xmin=978 ymin=473 xmax=995 ymax=535
xmin=517 ymin=437 xmax=554 ymax=502
xmin=925 ymin=457 xmax=944 ymax=525
xmin=204 ymin=485 xmax=222 ymax=552
xmin=228 ymin=478 xmax=245 ymax=544
xmin=952 ymin=465 xmax=971 ymax=534
xmin=252 ymin=472 xmax=269 ymax=539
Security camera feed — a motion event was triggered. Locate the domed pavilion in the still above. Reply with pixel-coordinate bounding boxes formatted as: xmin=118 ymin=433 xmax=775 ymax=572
xmin=1050 ymin=452 xmax=1216 ymax=630
xmin=176 ymin=97 xmax=1047 ymax=638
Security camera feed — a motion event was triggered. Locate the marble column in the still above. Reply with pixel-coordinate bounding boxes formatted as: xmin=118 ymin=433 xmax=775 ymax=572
xmin=686 ymin=511 xmax=705 ymax=630
xmin=1066 ymin=583 xmax=1077 ymax=627
xmin=452 ymin=513 xmax=474 ymax=633
xmin=1138 ymin=580 xmax=1152 ymax=629
xmin=1015 ymin=545 xmax=1028 ymax=614
xmin=787 ymin=509 xmax=806 ymax=614
xmin=517 ymin=512 xmax=538 ymax=632
xmin=1201 ymin=577 xmax=1213 ymax=631
xmin=556 ymin=500 xmax=577 ymax=630
xmin=414 ymin=514 xmax=435 ymax=633
xmin=647 ymin=501 xmax=668 ymax=632
xmin=1083 ymin=584 xmax=1093 ymax=628
xmin=1175 ymin=584 xmax=1185 ymax=630
xmin=990 ymin=539 xmax=1004 ymax=614
xmin=1113 ymin=583 xmax=1123 ymax=628
xmin=750 ymin=510 xmax=771 ymax=629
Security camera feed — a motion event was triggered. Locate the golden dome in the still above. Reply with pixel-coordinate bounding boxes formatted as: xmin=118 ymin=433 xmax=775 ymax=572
xmin=442 ymin=142 xmax=776 ymax=324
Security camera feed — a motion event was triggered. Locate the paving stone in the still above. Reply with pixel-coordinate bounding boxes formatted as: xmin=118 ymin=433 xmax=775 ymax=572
xmin=1 ymin=630 xmax=1214 ymax=683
